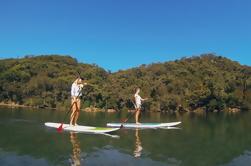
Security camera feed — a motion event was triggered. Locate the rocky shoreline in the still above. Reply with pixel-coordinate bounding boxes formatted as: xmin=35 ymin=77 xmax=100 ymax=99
xmin=0 ymin=102 xmax=117 ymax=112
xmin=0 ymin=102 xmax=242 ymax=113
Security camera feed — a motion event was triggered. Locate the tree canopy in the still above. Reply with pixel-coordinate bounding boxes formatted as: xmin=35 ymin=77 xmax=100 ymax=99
xmin=0 ymin=54 xmax=250 ymax=112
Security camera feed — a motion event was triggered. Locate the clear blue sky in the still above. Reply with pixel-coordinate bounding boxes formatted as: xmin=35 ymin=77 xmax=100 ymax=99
xmin=0 ymin=0 xmax=250 ymax=71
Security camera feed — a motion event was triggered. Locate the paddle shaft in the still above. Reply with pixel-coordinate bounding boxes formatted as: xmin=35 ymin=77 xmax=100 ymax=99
xmin=58 ymin=89 xmax=82 ymax=128
xmin=62 ymin=99 xmax=78 ymax=123
xmin=61 ymin=82 xmax=95 ymax=123
xmin=120 ymin=100 xmax=139 ymax=128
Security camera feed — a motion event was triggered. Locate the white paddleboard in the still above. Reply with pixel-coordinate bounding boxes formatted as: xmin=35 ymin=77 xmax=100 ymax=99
xmin=107 ymin=121 xmax=181 ymax=129
xmin=45 ymin=122 xmax=119 ymax=133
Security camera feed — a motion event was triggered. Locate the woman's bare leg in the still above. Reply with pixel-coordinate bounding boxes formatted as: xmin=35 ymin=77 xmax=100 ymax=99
xmin=74 ymin=99 xmax=80 ymax=125
xmin=70 ymin=102 xmax=76 ymax=125
xmin=135 ymin=108 xmax=141 ymax=125
xmin=70 ymin=104 xmax=76 ymax=125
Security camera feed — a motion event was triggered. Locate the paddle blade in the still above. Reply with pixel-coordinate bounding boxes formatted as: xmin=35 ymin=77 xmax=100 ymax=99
xmin=57 ymin=123 xmax=63 ymax=132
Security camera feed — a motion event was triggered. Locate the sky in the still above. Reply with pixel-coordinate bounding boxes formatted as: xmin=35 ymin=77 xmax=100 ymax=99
xmin=0 ymin=0 xmax=250 ymax=71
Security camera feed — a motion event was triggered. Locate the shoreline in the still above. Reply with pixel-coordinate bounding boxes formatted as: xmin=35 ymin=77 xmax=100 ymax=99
xmin=0 ymin=103 xmax=108 ymax=112
xmin=0 ymin=102 xmax=58 ymax=110
xmin=0 ymin=103 xmax=243 ymax=113
xmin=0 ymin=103 xmax=35 ymax=108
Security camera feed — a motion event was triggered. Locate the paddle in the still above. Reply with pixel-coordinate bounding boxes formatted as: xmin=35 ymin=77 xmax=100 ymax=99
xmin=120 ymin=100 xmax=138 ymax=129
xmin=57 ymin=96 xmax=79 ymax=132
xmin=57 ymin=93 xmax=81 ymax=132
xmin=57 ymin=81 xmax=94 ymax=132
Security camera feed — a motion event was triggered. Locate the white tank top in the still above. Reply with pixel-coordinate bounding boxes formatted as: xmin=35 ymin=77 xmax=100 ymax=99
xmin=134 ymin=93 xmax=142 ymax=106
xmin=71 ymin=83 xmax=82 ymax=97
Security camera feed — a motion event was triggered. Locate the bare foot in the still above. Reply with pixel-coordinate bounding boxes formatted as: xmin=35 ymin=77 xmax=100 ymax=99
xmin=136 ymin=122 xmax=141 ymax=125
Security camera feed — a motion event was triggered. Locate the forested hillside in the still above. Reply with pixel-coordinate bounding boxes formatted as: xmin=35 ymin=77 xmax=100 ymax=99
xmin=0 ymin=55 xmax=108 ymax=109
xmin=0 ymin=54 xmax=250 ymax=112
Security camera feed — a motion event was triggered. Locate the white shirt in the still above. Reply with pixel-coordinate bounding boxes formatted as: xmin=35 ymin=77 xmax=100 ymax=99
xmin=71 ymin=83 xmax=82 ymax=97
xmin=134 ymin=93 xmax=142 ymax=106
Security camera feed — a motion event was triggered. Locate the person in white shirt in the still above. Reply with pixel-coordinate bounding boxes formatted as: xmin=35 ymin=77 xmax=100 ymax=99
xmin=134 ymin=88 xmax=147 ymax=125
xmin=70 ymin=77 xmax=87 ymax=126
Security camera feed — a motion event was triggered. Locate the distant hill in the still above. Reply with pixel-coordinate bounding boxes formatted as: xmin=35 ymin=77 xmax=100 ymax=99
xmin=0 ymin=54 xmax=250 ymax=112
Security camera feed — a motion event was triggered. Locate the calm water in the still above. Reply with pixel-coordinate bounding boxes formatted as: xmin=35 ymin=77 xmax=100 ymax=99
xmin=0 ymin=106 xmax=251 ymax=166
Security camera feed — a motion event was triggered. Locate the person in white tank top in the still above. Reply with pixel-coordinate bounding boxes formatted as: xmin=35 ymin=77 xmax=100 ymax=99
xmin=134 ymin=88 xmax=147 ymax=125
xmin=70 ymin=77 xmax=87 ymax=126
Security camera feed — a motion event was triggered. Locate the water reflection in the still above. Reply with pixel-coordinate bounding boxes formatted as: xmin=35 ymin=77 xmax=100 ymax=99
xmin=69 ymin=132 xmax=83 ymax=166
xmin=3 ymin=107 xmax=251 ymax=166
xmin=134 ymin=129 xmax=143 ymax=158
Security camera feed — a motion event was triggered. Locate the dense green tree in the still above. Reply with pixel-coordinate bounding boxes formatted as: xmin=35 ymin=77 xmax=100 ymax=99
xmin=0 ymin=54 xmax=250 ymax=112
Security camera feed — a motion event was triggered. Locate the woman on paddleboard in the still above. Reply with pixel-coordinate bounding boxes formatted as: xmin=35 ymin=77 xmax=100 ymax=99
xmin=134 ymin=88 xmax=147 ymax=125
xmin=70 ymin=77 xmax=87 ymax=126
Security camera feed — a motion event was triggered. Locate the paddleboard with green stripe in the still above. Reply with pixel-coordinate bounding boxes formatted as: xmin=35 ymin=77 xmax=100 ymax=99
xmin=107 ymin=121 xmax=181 ymax=129
xmin=45 ymin=122 xmax=119 ymax=133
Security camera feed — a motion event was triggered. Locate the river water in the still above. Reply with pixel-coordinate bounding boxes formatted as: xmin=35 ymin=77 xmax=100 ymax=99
xmin=0 ymin=106 xmax=251 ymax=166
